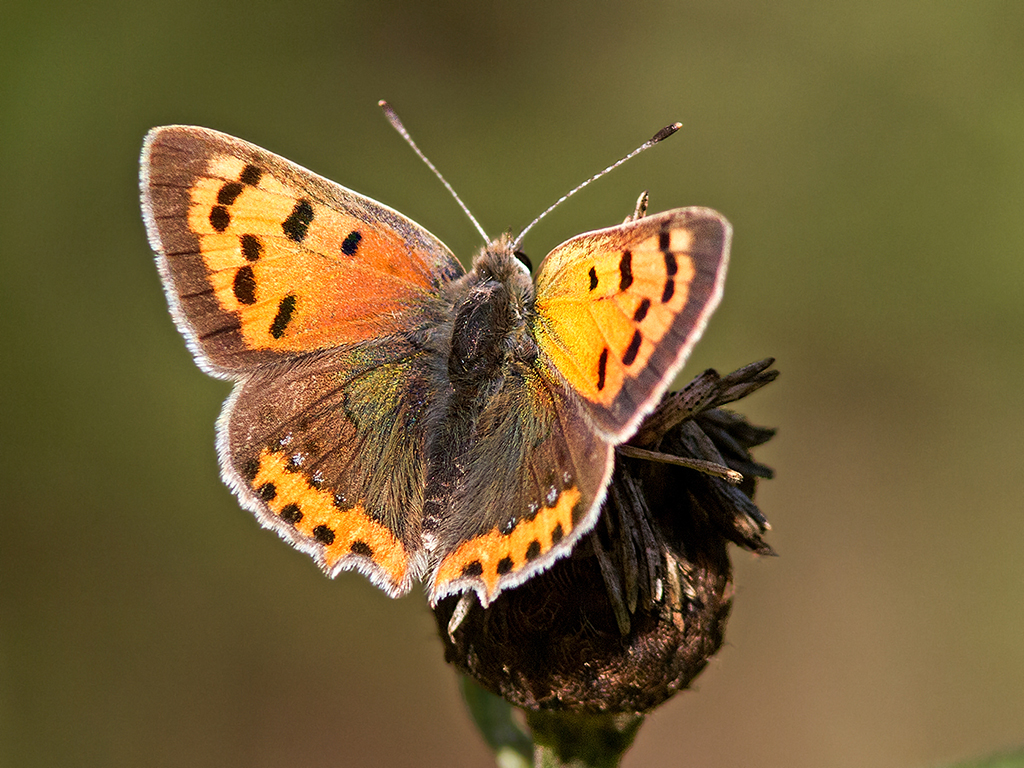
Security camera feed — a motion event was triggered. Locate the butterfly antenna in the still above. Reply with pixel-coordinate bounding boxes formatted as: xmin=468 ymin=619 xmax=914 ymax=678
xmin=379 ymin=100 xmax=490 ymax=243
xmin=511 ymin=122 xmax=682 ymax=252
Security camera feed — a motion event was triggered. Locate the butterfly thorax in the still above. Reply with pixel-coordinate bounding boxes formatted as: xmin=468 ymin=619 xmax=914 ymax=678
xmin=446 ymin=235 xmax=537 ymax=394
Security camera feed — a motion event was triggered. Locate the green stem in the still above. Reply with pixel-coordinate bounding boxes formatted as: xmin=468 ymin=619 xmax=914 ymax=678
xmin=461 ymin=675 xmax=644 ymax=767
xmin=460 ymin=677 xmax=533 ymax=768
xmin=526 ymin=710 xmax=644 ymax=768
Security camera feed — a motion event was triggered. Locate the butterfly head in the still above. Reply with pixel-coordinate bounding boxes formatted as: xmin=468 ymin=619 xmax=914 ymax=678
xmin=471 ymin=233 xmax=535 ymax=295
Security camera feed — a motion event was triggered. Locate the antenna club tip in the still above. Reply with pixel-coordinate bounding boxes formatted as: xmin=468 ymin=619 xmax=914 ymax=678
xmin=379 ymin=101 xmax=406 ymax=132
xmin=651 ymin=122 xmax=683 ymax=143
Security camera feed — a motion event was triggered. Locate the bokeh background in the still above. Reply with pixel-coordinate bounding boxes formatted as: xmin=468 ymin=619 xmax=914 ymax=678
xmin=3 ymin=1 xmax=1023 ymax=766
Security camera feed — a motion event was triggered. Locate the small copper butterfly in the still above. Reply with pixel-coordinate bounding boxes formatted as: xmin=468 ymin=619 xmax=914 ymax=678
xmin=140 ymin=111 xmax=730 ymax=606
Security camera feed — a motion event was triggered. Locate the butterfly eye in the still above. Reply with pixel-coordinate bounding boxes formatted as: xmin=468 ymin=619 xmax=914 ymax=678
xmin=514 ymin=250 xmax=533 ymax=272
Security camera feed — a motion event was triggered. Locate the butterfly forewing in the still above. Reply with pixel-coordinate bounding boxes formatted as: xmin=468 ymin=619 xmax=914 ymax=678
xmin=141 ymin=125 xmax=464 ymax=375
xmin=533 ymin=208 xmax=730 ymax=439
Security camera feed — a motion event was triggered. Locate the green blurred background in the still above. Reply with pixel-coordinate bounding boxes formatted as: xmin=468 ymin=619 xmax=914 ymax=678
xmin=3 ymin=1 xmax=1022 ymax=766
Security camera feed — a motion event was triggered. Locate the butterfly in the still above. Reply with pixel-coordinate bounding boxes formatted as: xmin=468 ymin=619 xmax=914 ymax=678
xmin=140 ymin=117 xmax=730 ymax=607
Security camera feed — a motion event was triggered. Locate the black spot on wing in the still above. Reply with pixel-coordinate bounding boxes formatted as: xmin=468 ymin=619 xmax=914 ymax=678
xmin=341 ymin=230 xmax=362 ymax=256
xmin=270 ymin=294 xmax=297 ymax=339
xmin=217 ymin=182 xmax=244 ymax=206
xmin=233 ymin=265 xmax=257 ymax=305
xmin=313 ymin=525 xmax=336 ymax=545
xmin=619 ymin=250 xmax=633 ymax=291
xmin=588 ymin=266 xmax=598 ymax=291
xmin=525 ymin=540 xmax=541 ymax=561
xmin=350 ymin=540 xmax=373 ymax=558
xmin=664 ymin=250 xmax=678 ymax=276
xmin=597 ymin=348 xmax=609 ymax=391
xmin=209 ymin=206 xmax=230 ymax=232
xmin=551 ymin=522 xmax=564 ymax=545
xmin=239 ymin=164 xmax=263 ymax=186
xmin=622 ymin=329 xmax=642 ymax=366
xmin=240 ymin=234 xmax=262 ymax=261
xmin=280 ymin=504 xmax=302 ymax=524
xmin=633 ymin=297 xmax=651 ymax=323
xmin=282 ymin=200 xmax=314 ymax=242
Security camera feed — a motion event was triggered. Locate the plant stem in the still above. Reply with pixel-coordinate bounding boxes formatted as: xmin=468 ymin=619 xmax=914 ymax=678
xmin=526 ymin=710 xmax=644 ymax=768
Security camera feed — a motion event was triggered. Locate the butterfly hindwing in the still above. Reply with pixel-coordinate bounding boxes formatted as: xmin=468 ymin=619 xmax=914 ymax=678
xmin=220 ymin=339 xmax=449 ymax=596
xmin=532 ymin=208 xmax=730 ymax=439
xmin=141 ymin=125 xmax=464 ymax=375
xmin=429 ymin=361 xmax=612 ymax=605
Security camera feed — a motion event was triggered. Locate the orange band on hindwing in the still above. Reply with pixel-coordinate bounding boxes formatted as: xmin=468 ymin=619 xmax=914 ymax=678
xmin=433 ymin=486 xmax=582 ymax=600
xmin=248 ymin=448 xmax=409 ymax=586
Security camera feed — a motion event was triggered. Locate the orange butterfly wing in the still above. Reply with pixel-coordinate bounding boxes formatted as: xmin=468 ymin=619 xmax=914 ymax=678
xmin=533 ymin=208 xmax=730 ymax=439
xmin=219 ymin=342 xmax=443 ymax=597
xmin=141 ymin=126 xmax=463 ymax=374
